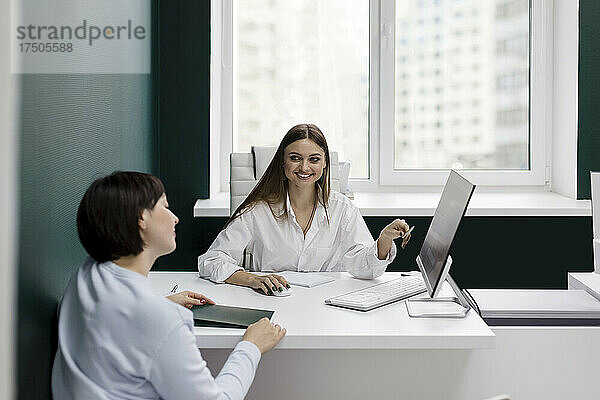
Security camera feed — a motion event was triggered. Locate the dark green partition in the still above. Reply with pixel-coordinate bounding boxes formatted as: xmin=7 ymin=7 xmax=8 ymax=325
xmin=154 ymin=0 xmax=211 ymax=269
xmin=184 ymin=216 xmax=594 ymax=289
xmin=578 ymin=0 xmax=600 ymax=198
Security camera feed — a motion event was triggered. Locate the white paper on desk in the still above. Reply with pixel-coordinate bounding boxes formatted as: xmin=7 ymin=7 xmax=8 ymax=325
xmin=275 ymin=272 xmax=335 ymax=288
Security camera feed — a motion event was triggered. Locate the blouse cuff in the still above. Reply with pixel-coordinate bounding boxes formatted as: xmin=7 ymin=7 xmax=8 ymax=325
xmin=215 ymin=264 xmax=244 ymax=283
xmin=368 ymin=240 xmax=397 ymax=266
xmin=236 ymin=341 xmax=262 ymax=365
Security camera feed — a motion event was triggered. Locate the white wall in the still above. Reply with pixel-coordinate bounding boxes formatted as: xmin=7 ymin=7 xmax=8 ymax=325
xmin=0 ymin=0 xmax=17 ymax=398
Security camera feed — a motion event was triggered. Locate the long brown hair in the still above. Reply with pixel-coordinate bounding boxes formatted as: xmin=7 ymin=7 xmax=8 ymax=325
xmin=227 ymin=123 xmax=331 ymax=226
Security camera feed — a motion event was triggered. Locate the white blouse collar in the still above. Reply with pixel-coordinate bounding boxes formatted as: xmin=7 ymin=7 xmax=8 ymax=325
xmin=285 ymin=191 xmax=328 ymax=225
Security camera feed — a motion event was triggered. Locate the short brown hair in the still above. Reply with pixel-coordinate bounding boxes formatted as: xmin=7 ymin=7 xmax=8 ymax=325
xmin=77 ymin=171 xmax=165 ymax=262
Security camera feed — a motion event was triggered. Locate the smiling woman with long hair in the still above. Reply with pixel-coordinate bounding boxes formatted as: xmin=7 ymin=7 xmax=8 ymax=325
xmin=198 ymin=124 xmax=413 ymax=295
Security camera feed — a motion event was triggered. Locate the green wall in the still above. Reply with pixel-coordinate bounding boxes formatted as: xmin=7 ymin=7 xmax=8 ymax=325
xmin=16 ymin=0 xmax=158 ymax=396
xmin=17 ymin=75 xmax=154 ymax=398
xmin=154 ymin=0 xmax=211 ymax=270
xmin=170 ymin=216 xmax=594 ymax=289
xmin=578 ymin=0 xmax=600 ymax=198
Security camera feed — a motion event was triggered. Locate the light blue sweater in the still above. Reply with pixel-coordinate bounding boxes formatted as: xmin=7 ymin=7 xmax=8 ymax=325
xmin=52 ymin=257 xmax=261 ymax=399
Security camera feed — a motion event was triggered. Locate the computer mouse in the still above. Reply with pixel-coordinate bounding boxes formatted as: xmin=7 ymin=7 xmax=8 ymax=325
xmin=272 ymin=286 xmax=293 ymax=297
xmin=253 ymin=286 xmax=293 ymax=297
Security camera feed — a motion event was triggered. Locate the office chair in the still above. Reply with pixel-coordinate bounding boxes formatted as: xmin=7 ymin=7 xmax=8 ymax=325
xmin=230 ymin=146 xmax=340 ymax=269
xmin=230 ymin=145 xmax=340 ymax=213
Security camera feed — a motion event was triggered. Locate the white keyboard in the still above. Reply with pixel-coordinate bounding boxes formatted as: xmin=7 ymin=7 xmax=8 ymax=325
xmin=325 ymin=275 xmax=427 ymax=311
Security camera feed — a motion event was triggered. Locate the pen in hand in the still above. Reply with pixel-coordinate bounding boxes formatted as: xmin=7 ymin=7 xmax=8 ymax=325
xmin=399 ymin=225 xmax=414 ymax=249
xmin=401 ymin=226 xmax=414 ymax=239
xmin=170 ymin=284 xmax=178 ymax=293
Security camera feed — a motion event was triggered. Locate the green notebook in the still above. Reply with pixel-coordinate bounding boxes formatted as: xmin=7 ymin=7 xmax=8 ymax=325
xmin=191 ymin=304 xmax=274 ymax=329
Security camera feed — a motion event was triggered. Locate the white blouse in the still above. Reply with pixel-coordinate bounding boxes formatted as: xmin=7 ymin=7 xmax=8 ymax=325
xmin=198 ymin=191 xmax=396 ymax=283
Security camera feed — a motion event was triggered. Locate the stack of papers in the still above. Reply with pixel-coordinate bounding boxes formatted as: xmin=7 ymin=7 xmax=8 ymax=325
xmin=468 ymin=289 xmax=600 ymax=324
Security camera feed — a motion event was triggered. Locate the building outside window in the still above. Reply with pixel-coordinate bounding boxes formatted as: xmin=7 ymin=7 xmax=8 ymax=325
xmin=220 ymin=0 xmax=545 ymax=187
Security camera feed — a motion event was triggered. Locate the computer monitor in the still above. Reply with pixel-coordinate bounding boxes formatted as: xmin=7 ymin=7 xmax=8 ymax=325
xmin=591 ymin=171 xmax=600 ymax=272
xmin=592 ymin=171 xmax=600 ymax=239
xmin=417 ymin=170 xmax=475 ymax=298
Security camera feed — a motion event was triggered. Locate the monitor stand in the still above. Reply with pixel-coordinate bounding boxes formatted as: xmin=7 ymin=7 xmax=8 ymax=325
xmin=406 ymin=257 xmax=472 ymax=318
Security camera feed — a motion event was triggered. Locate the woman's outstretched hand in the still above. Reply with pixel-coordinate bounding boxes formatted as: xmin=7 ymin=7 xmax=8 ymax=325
xmin=377 ymin=218 xmax=413 ymax=259
xmin=167 ymin=290 xmax=215 ymax=309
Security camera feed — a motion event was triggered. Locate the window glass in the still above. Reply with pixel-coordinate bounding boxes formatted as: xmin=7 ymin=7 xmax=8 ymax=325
xmin=394 ymin=0 xmax=529 ymax=170
xmin=233 ymin=0 xmax=370 ymax=178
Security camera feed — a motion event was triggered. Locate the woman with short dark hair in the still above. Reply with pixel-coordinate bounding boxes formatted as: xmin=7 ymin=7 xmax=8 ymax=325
xmin=198 ymin=124 xmax=412 ymax=294
xmin=52 ymin=171 xmax=285 ymax=399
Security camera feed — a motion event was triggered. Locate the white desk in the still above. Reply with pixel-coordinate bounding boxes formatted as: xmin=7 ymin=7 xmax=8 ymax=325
xmin=569 ymin=272 xmax=600 ymax=301
xmin=149 ymin=272 xmax=600 ymax=400
xmin=149 ymin=272 xmax=494 ymax=349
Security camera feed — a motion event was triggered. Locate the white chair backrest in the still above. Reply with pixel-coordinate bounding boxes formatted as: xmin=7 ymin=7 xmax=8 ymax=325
xmin=230 ymin=146 xmax=340 ymax=214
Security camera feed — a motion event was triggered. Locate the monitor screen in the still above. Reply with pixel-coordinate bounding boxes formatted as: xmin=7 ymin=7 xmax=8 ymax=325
xmin=418 ymin=170 xmax=475 ymax=297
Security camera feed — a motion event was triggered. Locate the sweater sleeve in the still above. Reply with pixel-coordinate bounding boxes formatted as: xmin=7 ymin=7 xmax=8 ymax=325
xmin=149 ymin=320 xmax=261 ymax=400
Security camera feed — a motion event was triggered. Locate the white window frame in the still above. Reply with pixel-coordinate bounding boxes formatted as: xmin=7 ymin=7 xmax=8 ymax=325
xmin=212 ymin=0 xmax=574 ymax=196
xmin=378 ymin=0 xmax=550 ymax=187
xmin=210 ymin=0 xmax=232 ymax=196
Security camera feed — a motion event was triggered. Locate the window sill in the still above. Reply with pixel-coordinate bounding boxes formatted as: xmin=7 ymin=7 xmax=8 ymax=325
xmin=193 ymin=191 xmax=591 ymax=218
